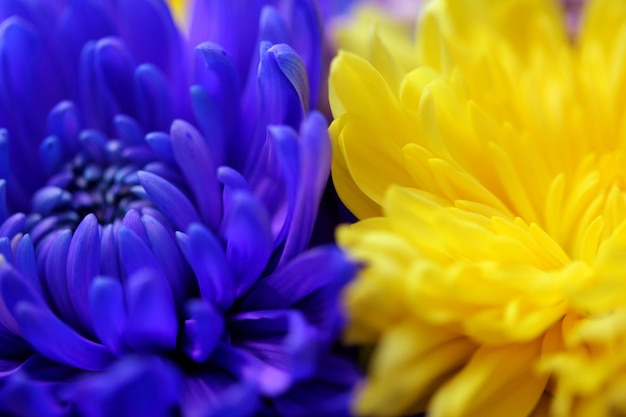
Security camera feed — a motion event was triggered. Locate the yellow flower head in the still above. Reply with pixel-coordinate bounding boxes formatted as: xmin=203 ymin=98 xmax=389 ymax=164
xmin=330 ymin=0 xmax=626 ymax=416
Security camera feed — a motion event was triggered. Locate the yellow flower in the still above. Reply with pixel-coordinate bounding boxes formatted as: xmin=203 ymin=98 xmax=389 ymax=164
xmin=329 ymin=0 xmax=626 ymax=416
xmin=167 ymin=0 xmax=188 ymax=28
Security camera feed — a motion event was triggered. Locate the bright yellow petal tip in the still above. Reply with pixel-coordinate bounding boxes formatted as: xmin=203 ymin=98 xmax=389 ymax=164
xmin=331 ymin=0 xmax=626 ymax=416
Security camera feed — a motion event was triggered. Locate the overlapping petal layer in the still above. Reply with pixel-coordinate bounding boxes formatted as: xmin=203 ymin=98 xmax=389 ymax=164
xmin=331 ymin=0 xmax=626 ymax=416
xmin=0 ymin=0 xmax=359 ymax=415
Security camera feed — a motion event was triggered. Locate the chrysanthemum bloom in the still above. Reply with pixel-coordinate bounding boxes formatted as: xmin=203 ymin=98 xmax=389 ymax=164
xmin=0 ymin=0 xmax=359 ymax=415
xmin=329 ymin=0 xmax=626 ymax=416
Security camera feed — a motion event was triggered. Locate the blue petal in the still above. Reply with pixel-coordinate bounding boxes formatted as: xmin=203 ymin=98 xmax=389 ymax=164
xmin=192 ymin=42 xmax=241 ymax=163
xmin=281 ymin=111 xmax=331 ymax=262
xmin=170 ymin=119 xmax=221 ymax=231
xmin=44 ymin=229 xmax=79 ymax=327
xmin=80 ymin=38 xmax=136 ymax=131
xmin=38 ymin=136 xmax=64 ymax=177
xmin=176 ymin=223 xmax=234 ymax=311
xmin=202 ymin=379 xmax=259 ymax=417
xmin=15 ymin=234 xmax=39 ymax=292
xmin=0 ymin=264 xmax=39 ymax=333
xmin=121 ymin=209 xmax=148 ymax=244
xmin=242 ymin=245 xmax=356 ymax=339
xmin=66 ymin=214 xmax=100 ymax=333
xmin=0 ymin=180 xmax=7 ymax=223
xmin=142 ymin=214 xmax=189 ymax=303
xmin=288 ymin=0 xmax=323 ymax=108
xmin=221 ymin=190 xmax=272 ymax=297
xmin=145 ymin=131 xmax=174 ymax=163
xmin=46 ymin=101 xmax=81 ymax=157
xmin=257 ymin=41 xmax=307 ymax=130
xmin=117 ymin=226 xmax=160 ymax=278
xmin=31 ymin=186 xmax=72 ymax=215
xmin=73 ymin=355 xmax=181 ymax=417
xmin=114 ymin=114 xmax=145 ymax=146
xmin=0 ymin=237 xmax=11 ymax=264
xmin=190 ymin=85 xmax=225 ymax=166
xmin=137 ymin=170 xmax=200 ymax=231
xmin=263 ymin=124 xmax=299 ymax=247
xmin=134 ymin=64 xmax=174 ymax=131
xmin=269 ymin=43 xmax=310 ymax=114
xmin=273 ymin=354 xmax=361 ymax=417
xmin=258 ymin=6 xmax=289 ymax=45
xmin=79 ymin=129 xmax=108 ymax=164
xmin=0 ymin=213 xmax=25 ymax=238
xmin=0 ymin=372 xmax=63 ymax=417
xmin=183 ymin=299 xmax=223 ymax=363
xmin=188 ymin=0 xmax=267 ymax=78
xmin=16 ymin=301 xmax=113 ymax=371
xmin=124 ymin=268 xmax=178 ymax=353
xmin=0 ymin=130 xmax=7 ymax=181
xmin=115 ymin=0 xmax=185 ymax=88
xmin=217 ymin=166 xmax=249 ymax=191
xmin=229 ymin=310 xmax=318 ymax=396
xmin=89 ymin=277 xmax=127 ymax=356
xmin=99 ymin=223 xmax=121 ymax=279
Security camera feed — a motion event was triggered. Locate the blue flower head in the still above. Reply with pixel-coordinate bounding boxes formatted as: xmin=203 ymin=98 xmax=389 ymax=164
xmin=0 ymin=0 xmax=360 ymax=415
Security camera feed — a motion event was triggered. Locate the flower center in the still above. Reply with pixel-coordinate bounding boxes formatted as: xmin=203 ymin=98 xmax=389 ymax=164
xmin=32 ymin=137 xmax=154 ymax=232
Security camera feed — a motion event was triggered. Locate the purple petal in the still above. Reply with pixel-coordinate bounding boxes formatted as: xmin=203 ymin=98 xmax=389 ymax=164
xmin=89 ymin=277 xmax=127 ymax=356
xmin=243 ymin=246 xmax=356 ymax=337
xmin=258 ymin=42 xmax=307 ymax=129
xmin=183 ymin=299 xmax=223 ymax=363
xmin=170 ymin=119 xmax=221 ymax=231
xmin=46 ymin=101 xmax=81 ymax=156
xmin=273 ymin=354 xmax=361 ymax=417
xmin=0 ymin=372 xmax=64 ymax=417
xmin=99 ymin=223 xmax=121 ymax=278
xmin=281 ymin=111 xmax=331 ymax=262
xmin=73 ymin=355 xmax=181 ymax=417
xmin=121 ymin=209 xmax=148 ymax=244
xmin=38 ymin=136 xmax=64 ymax=176
xmin=137 ymin=170 xmax=200 ymax=231
xmin=190 ymin=85 xmax=226 ymax=166
xmin=142 ymin=214 xmax=189 ymax=303
xmin=124 ymin=268 xmax=177 ymax=353
xmin=15 ymin=301 xmax=112 ymax=371
xmin=0 ymin=180 xmax=6 ymax=223
xmin=135 ymin=64 xmax=174 ymax=131
xmin=114 ymin=114 xmax=145 ymax=146
xmin=0 ymin=213 xmax=25 ymax=238
xmin=176 ymin=223 xmax=235 ymax=310
xmin=269 ymin=43 xmax=309 ymax=114
xmin=145 ymin=131 xmax=174 ymax=163
xmin=229 ymin=310 xmax=318 ymax=396
xmin=258 ymin=6 xmax=289 ymax=45
xmin=221 ymin=190 xmax=272 ymax=296
xmin=44 ymin=229 xmax=80 ymax=327
xmin=31 ymin=186 xmax=72 ymax=215
xmin=264 ymin=124 xmax=299 ymax=246
xmin=117 ymin=226 xmax=160 ymax=278
xmin=15 ymin=234 xmax=39 ymax=292
xmin=0 ymin=237 xmax=11 ymax=264
xmin=288 ymin=0 xmax=323 ymax=108
xmin=66 ymin=214 xmax=100 ymax=333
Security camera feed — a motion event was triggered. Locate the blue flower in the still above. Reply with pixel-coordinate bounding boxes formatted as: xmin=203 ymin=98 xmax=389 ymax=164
xmin=0 ymin=0 xmax=360 ymax=416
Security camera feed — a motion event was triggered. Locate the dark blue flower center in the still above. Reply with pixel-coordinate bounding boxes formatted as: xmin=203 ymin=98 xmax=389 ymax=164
xmin=63 ymin=155 xmax=147 ymax=225
xmin=32 ymin=141 xmax=154 ymax=230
